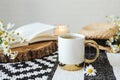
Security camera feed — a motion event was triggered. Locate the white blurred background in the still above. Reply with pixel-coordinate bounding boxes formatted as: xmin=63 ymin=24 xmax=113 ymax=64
xmin=0 ymin=0 xmax=120 ymax=32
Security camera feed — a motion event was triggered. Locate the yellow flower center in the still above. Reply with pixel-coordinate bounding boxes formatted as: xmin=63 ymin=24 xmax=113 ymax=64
xmin=5 ymin=46 xmax=8 ymax=49
xmin=2 ymin=26 xmax=5 ymax=28
xmin=12 ymin=38 xmax=15 ymax=41
xmin=119 ymin=45 xmax=120 ymax=48
xmin=7 ymin=49 xmax=11 ymax=53
xmin=4 ymin=41 xmax=8 ymax=45
xmin=12 ymin=31 xmax=14 ymax=34
xmin=8 ymin=37 xmax=11 ymax=41
xmin=87 ymin=68 xmax=93 ymax=74
xmin=4 ymin=35 xmax=8 ymax=38
xmin=17 ymin=33 xmax=19 ymax=35
xmin=13 ymin=54 xmax=17 ymax=59
xmin=6 ymin=32 xmax=8 ymax=35
xmin=0 ymin=30 xmax=3 ymax=35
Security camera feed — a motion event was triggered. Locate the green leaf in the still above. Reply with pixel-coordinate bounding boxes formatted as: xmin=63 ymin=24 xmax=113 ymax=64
xmin=0 ymin=37 xmax=3 ymax=44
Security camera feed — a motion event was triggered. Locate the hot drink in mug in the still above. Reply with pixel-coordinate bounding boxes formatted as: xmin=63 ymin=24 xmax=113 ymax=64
xmin=58 ymin=33 xmax=99 ymax=71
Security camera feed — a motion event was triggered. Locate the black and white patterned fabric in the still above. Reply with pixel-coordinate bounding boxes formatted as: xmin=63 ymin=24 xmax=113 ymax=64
xmin=0 ymin=49 xmax=119 ymax=80
xmin=0 ymin=52 xmax=58 ymax=80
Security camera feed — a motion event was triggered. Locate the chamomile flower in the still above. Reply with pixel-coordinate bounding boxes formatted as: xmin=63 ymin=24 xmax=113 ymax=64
xmin=106 ymin=16 xmax=120 ymax=53
xmin=4 ymin=45 xmax=10 ymax=49
xmin=106 ymin=40 xmax=112 ymax=46
xmin=4 ymin=48 xmax=11 ymax=56
xmin=11 ymin=38 xmax=15 ymax=42
xmin=20 ymin=38 xmax=26 ymax=43
xmin=7 ymin=37 xmax=11 ymax=42
xmin=3 ymin=41 xmax=9 ymax=45
xmin=109 ymin=37 xmax=114 ymax=42
xmin=2 ymin=35 xmax=11 ymax=42
xmin=0 ymin=30 xmax=3 ymax=36
xmin=6 ymin=23 xmax=15 ymax=30
xmin=0 ymin=20 xmax=25 ymax=59
xmin=0 ymin=22 xmax=5 ymax=31
xmin=84 ymin=65 xmax=97 ymax=76
xmin=10 ymin=51 xmax=18 ymax=59
xmin=111 ymin=45 xmax=120 ymax=53
xmin=4 ymin=31 xmax=9 ymax=35
xmin=1 ymin=41 xmax=10 ymax=49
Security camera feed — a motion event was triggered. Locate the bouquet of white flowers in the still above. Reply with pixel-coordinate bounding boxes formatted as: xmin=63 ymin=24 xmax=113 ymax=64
xmin=106 ymin=16 xmax=120 ymax=53
xmin=0 ymin=20 xmax=25 ymax=59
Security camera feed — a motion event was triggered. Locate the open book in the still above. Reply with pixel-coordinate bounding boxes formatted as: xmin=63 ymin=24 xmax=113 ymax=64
xmin=11 ymin=23 xmax=57 ymax=48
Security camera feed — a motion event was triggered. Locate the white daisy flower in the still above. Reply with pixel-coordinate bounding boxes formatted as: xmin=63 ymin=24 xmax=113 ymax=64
xmin=20 ymin=38 xmax=26 ymax=43
xmin=2 ymin=35 xmax=11 ymax=42
xmin=0 ymin=25 xmax=5 ymax=31
xmin=6 ymin=23 xmax=15 ymax=30
xmin=115 ymin=36 xmax=119 ymax=40
xmin=109 ymin=37 xmax=114 ymax=42
xmin=111 ymin=45 xmax=120 ymax=53
xmin=3 ymin=48 xmax=11 ymax=56
xmin=84 ymin=65 xmax=97 ymax=76
xmin=0 ymin=20 xmax=25 ymax=59
xmin=106 ymin=40 xmax=112 ymax=46
xmin=0 ymin=30 xmax=3 ymax=36
xmin=4 ymin=31 xmax=9 ymax=35
xmin=2 ymin=41 xmax=9 ymax=46
xmin=6 ymin=37 xmax=11 ymax=42
xmin=10 ymin=51 xmax=18 ymax=59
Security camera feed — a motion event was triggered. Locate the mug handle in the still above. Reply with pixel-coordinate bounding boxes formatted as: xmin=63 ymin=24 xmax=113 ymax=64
xmin=84 ymin=40 xmax=99 ymax=63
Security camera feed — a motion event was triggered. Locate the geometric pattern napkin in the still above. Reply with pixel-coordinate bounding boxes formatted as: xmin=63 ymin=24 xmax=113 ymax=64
xmin=0 ymin=52 xmax=58 ymax=80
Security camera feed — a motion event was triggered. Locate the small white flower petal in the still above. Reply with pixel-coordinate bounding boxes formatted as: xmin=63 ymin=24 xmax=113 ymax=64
xmin=6 ymin=23 xmax=15 ymax=30
xmin=10 ymin=52 xmax=18 ymax=59
xmin=92 ymin=72 xmax=96 ymax=76
xmin=84 ymin=65 xmax=97 ymax=77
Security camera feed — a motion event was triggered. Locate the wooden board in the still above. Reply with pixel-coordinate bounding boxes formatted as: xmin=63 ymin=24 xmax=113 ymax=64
xmin=0 ymin=41 xmax=57 ymax=63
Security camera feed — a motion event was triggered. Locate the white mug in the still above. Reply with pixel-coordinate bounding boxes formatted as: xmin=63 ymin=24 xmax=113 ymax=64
xmin=58 ymin=33 xmax=99 ymax=71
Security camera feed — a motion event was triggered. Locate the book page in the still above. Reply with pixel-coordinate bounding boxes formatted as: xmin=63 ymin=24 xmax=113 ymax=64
xmin=15 ymin=22 xmax=55 ymax=43
xmin=10 ymin=42 xmax=28 ymax=48
xmin=29 ymin=35 xmax=57 ymax=43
